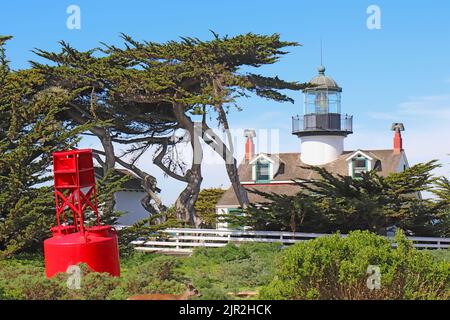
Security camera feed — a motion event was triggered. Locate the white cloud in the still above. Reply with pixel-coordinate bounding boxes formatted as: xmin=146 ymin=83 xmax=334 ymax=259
xmin=369 ymin=94 xmax=450 ymax=121
xmin=397 ymin=94 xmax=450 ymax=119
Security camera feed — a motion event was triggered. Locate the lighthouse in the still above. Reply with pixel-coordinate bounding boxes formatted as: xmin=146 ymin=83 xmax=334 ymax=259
xmin=292 ymin=65 xmax=353 ymax=165
xmin=216 ymin=65 xmax=410 ymax=228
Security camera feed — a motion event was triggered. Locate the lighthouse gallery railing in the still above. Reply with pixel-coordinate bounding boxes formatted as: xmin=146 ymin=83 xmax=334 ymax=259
xmin=292 ymin=114 xmax=353 ymax=135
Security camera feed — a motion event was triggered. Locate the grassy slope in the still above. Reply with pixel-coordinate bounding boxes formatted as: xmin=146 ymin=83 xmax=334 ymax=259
xmin=0 ymin=243 xmax=282 ymax=300
xmin=0 ymin=245 xmax=448 ymax=300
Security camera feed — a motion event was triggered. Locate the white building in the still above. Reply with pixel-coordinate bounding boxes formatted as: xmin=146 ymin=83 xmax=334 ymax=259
xmin=94 ymin=168 xmax=150 ymax=226
xmin=216 ymin=65 xmax=409 ymax=228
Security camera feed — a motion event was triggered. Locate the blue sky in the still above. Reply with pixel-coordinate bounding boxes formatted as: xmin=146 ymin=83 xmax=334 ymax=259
xmin=2 ymin=1 xmax=450 ymax=203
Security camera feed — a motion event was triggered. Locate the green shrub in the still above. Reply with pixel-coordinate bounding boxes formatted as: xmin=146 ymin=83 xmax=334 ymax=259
xmin=73 ymin=268 xmax=120 ymax=300
xmin=0 ymin=257 xmax=54 ymax=299
xmin=181 ymin=243 xmax=281 ymax=299
xmin=17 ymin=274 xmax=68 ymax=300
xmin=194 ymin=287 xmax=231 ymax=300
xmin=119 ymin=255 xmax=185 ymax=296
xmin=260 ymin=230 xmax=450 ymax=300
xmin=426 ymin=249 xmax=450 ymax=263
xmin=192 ymin=243 xmax=250 ymax=263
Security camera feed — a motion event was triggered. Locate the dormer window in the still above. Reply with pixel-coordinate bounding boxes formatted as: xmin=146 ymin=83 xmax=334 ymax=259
xmin=352 ymin=156 xmax=368 ymax=179
xmin=249 ymin=153 xmax=279 ymax=183
xmin=256 ymin=161 xmax=270 ymax=183
xmin=346 ymin=150 xmax=376 ymax=179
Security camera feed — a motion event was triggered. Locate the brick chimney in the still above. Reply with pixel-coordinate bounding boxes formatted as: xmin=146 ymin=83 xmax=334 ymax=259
xmin=391 ymin=123 xmax=405 ymax=154
xmin=244 ymin=129 xmax=256 ymax=161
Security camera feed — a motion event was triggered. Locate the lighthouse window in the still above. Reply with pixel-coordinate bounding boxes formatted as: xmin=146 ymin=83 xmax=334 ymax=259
xmin=352 ymin=157 xmax=368 ymax=179
xmin=256 ymin=162 xmax=271 ymax=183
xmin=315 ymin=92 xmax=329 ymax=114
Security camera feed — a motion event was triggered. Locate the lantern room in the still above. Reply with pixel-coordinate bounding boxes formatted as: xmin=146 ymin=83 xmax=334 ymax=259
xmin=293 ymin=65 xmax=353 ymax=137
xmin=304 ymin=65 xmax=342 ymax=115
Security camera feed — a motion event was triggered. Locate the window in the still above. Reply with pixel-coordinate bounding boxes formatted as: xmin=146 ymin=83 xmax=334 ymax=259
xmin=352 ymin=156 xmax=368 ymax=179
xmin=256 ymin=161 xmax=270 ymax=183
xmin=373 ymin=160 xmax=382 ymax=172
xmin=314 ymin=92 xmax=329 ymax=114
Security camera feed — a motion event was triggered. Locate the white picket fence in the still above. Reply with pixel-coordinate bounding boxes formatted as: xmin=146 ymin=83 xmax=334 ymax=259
xmin=130 ymin=228 xmax=450 ymax=254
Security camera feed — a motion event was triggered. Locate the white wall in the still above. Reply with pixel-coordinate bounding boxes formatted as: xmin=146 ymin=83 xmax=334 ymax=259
xmin=396 ymin=152 xmax=409 ymax=172
xmin=114 ymin=191 xmax=150 ymax=226
xmin=300 ymin=135 xmax=345 ymax=165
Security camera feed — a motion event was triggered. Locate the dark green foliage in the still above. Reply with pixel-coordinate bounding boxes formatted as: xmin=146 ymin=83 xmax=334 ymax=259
xmin=431 ymin=177 xmax=450 ymax=236
xmin=226 ymin=190 xmax=322 ymax=232
xmin=0 ymin=36 xmax=89 ymax=257
xmin=260 ymin=230 xmax=449 ymax=300
xmin=229 ymin=161 xmax=449 ymax=236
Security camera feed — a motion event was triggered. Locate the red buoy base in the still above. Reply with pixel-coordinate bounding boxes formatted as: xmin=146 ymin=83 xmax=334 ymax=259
xmin=44 ymin=225 xmax=120 ymax=278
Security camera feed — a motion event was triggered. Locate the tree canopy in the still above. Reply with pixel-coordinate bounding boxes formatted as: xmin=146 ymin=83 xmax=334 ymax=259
xmin=31 ymin=32 xmax=306 ymax=225
xmin=0 ymin=36 xmax=88 ymax=256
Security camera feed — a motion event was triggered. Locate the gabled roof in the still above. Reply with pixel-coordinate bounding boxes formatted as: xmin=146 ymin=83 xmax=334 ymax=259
xmin=345 ymin=149 xmax=379 ymax=162
xmin=249 ymin=153 xmax=277 ymax=165
xmin=217 ymin=150 xmax=404 ymax=207
xmin=217 ymin=183 xmax=303 ymax=207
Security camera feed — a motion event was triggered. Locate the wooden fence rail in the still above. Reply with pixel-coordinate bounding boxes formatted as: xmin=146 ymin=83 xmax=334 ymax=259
xmin=130 ymin=228 xmax=450 ymax=254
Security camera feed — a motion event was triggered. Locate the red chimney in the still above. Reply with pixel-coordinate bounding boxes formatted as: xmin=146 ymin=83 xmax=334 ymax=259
xmin=244 ymin=129 xmax=256 ymax=161
xmin=391 ymin=123 xmax=405 ymax=154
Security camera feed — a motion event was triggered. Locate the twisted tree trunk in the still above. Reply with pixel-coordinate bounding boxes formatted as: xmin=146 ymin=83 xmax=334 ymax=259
xmin=210 ymin=78 xmax=249 ymax=208
xmin=172 ymin=102 xmax=203 ymax=227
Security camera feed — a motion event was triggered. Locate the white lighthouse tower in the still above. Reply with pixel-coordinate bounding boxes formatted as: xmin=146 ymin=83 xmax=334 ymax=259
xmin=292 ymin=65 xmax=353 ymax=165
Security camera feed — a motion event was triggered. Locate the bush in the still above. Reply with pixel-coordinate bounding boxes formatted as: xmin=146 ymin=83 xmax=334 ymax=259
xmin=6 ymin=236 xmax=445 ymax=300
xmin=0 ymin=255 xmax=187 ymax=300
xmin=192 ymin=243 xmax=250 ymax=263
xmin=426 ymin=249 xmax=450 ymax=263
xmin=0 ymin=258 xmax=53 ymax=299
xmin=72 ymin=267 xmax=120 ymax=300
xmin=119 ymin=255 xmax=185 ymax=296
xmin=181 ymin=243 xmax=282 ymax=299
xmin=260 ymin=230 xmax=450 ymax=300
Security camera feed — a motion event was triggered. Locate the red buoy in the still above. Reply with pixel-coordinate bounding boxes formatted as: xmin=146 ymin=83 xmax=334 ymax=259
xmin=44 ymin=149 xmax=120 ymax=278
